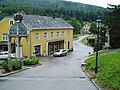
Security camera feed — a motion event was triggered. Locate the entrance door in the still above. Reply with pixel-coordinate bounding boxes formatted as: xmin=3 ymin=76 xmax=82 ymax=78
xmin=68 ymin=41 xmax=70 ymax=49
xmin=34 ymin=45 xmax=41 ymax=57
xmin=48 ymin=40 xmax=64 ymax=55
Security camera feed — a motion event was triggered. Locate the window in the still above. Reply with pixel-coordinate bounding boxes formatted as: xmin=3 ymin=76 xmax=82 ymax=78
xmin=44 ymin=32 xmax=48 ymax=39
xmin=2 ymin=34 xmax=8 ymax=41
xmin=0 ymin=53 xmax=3 ymax=55
xmin=68 ymin=31 xmax=70 ymax=36
xmin=35 ymin=33 xmax=40 ymax=40
xmin=57 ymin=32 xmax=60 ymax=37
xmin=9 ymin=20 xmax=14 ymax=26
xmin=51 ymin=32 xmax=54 ymax=38
xmin=62 ymin=31 xmax=64 ymax=37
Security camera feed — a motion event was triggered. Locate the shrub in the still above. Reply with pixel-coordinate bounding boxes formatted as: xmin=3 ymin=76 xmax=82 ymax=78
xmin=12 ymin=60 xmax=23 ymax=70
xmin=2 ymin=61 xmax=13 ymax=72
xmin=88 ymin=37 xmax=95 ymax=47
xmin=2 ymin=60 xmax=23 ymax=72
xmin=93 ymin=41 xmax=104 ymax=51
xmin=24 ymin=58 xmax=39 ymax=65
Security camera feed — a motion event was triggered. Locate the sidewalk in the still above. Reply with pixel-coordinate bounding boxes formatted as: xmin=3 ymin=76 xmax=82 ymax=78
xmin=81 ymin=65 xmax=101 ymax=90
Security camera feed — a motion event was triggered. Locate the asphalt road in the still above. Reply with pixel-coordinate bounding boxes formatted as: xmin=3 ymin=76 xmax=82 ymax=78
xmin=0 ymin=35 xmax=97 ymax=90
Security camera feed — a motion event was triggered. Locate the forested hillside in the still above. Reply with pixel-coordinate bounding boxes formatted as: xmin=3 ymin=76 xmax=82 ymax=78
xmin=0 ymin=0 xmax=106 ymax=21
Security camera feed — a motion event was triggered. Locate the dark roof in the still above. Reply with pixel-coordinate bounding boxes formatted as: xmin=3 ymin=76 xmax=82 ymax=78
xmin=9 ymin=22 xmax=28 ymax=36
xmin=23 ymin=15 xmax=74 ymax=30
xmin=0 ymin=15 xmax=74 ymax=38
xmin=3 ymin=15 xmax=73 ymax=33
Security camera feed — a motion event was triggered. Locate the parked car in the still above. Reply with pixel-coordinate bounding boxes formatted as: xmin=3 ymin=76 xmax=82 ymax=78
xmin=0 ymin=51 xmax=15 ymax=59
xmin=53 ymin=49 xmax=68 ymax=57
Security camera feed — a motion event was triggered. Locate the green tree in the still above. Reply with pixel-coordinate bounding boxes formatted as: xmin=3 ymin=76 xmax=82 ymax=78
xmin=0 ymin=0 xmax=105 ymax=21
xmin=89 ymin=22 xmax=96 ymax=34
xmin=68 ymin=17 xmax=82 ymax=34
xmin=106 ymin=5 xmax=120 ymax=48
xmin=94 ymin=26 xmax=106 ymax=51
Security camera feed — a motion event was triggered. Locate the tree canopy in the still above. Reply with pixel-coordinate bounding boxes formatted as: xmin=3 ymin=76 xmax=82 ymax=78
xmin=106 ymin=5 xmax=120 ymax=48
xmin=89 ymin=22 xmax=96 ymax=34
xmin=0 ymin=0 xmax=106 ymax=21
xmin=0 ymin=0 xmax=107 ymax=34
xmin=68 ymin=17 xmax=82 ymax=34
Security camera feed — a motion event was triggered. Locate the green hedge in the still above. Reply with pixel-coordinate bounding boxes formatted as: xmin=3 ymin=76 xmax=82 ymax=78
xmin=2 ymin=60 xmax=23 ymax=72
xmin=88 ymin=37 xmax=95 ymax=47
xmin=24 ymin=58 xmax=39 ymax=65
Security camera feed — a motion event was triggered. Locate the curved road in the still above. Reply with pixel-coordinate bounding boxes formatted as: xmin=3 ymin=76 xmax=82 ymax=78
xmin=0 ymin=35 xmax=97 ymax=90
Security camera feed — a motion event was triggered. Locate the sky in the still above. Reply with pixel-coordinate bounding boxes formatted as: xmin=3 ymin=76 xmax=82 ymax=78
xmin=65 ymin=0 xmax=120 ymax=8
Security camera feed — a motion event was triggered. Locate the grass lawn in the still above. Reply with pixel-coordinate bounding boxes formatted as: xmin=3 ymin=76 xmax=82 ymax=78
xmin=73 ymin=34 xmax=84 ymax=38
xmin=81 ymin=37 xmax=88 ymax=45
xmin=81 ymin=36 xmax=95 ymax=45
xmin=85 ymin=50 xmax=120 ymax=90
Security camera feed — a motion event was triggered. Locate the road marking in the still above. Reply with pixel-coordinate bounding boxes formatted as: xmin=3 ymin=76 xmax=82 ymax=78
xmin=0 ymin=76 xmax=87 ymax=81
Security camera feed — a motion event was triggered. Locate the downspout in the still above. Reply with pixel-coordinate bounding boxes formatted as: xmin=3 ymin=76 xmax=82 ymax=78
xmin=46 ymin=42 xmax=48 ymax=56
xmin=28 ymin=30 xmax=31 ymax=59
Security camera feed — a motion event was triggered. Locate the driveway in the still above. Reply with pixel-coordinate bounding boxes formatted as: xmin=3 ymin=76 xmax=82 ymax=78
xmin=0 ymin=35 xmax=97 ymax=90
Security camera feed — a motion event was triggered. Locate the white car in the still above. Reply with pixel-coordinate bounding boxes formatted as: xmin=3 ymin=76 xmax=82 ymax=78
xmin=0 ymin=51 xmax=15 ymax=59
xmin=53 ymin=49 xmax=68 ymax=57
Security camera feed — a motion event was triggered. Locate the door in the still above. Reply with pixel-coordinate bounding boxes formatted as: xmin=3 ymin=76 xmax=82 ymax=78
xmin=68 ymin=41 xmax=70 ymax=49
xmin=34 ymin=45 xmax=41 ymax=57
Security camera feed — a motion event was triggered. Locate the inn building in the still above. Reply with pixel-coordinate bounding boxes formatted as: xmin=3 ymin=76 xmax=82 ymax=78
xmin=0 ymin=15 xmax=74 ymax=58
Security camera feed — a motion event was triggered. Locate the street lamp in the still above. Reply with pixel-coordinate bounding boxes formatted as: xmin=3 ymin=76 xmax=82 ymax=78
xmin=95 ymin=16 xmax=101 ymax=73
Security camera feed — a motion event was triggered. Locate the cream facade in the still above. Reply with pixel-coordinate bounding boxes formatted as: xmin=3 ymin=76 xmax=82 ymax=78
xmin=80 ymin=22 xmax=91 ymax=34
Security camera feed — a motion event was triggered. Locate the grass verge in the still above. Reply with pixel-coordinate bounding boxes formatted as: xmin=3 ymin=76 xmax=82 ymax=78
xmin=81 ymin=36 xmax=95 ymax=45
xmin=85 ymin=51 xmax=120 ymax=90
xmin=90 ymin=48 xmax=120 ymax=56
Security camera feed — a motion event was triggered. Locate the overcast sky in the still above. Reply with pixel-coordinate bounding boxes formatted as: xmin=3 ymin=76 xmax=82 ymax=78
xmin=65 ymin=0 xmax=120 ymax=8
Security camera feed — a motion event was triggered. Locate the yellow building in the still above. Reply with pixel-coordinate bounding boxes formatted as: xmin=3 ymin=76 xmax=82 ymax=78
xmin=0 ymin=15 xmax=74 ymax=57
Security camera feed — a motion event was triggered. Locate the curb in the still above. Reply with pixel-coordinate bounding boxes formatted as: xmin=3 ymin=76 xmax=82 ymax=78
xmin=0 ymin=67 xmax=29 ymax=77
xmin=0 ymin=61 xmax=42 ymax=77
xmin=81 ymin=66 xmax=101 ymax=90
